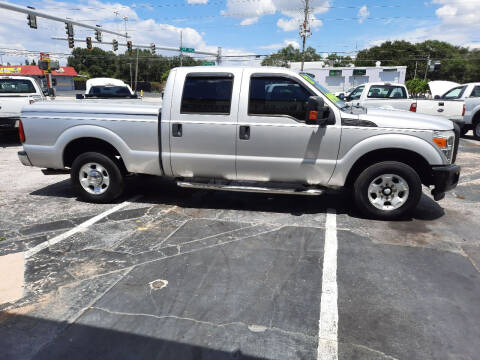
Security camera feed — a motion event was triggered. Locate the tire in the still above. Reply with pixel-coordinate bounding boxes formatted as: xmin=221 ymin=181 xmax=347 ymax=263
xmin=473 ymin=120 xmax=480 ymax=140
xmin=353 ymin=161 xmax=422 ymax=220
xmin=71 ymin=152 xmax=125 ymax=203
xmin=460 ymin=126 xmax=469 ymax=137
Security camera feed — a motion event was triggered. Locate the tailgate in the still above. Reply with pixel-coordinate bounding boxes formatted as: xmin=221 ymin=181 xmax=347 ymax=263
xmin=416 ymin=99 xmax=464 ymax=118
xmin=0 ymin=96 xmax=29 ymax=118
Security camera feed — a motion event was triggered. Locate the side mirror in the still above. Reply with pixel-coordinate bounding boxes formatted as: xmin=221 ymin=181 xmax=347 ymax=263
xmin=434 ymin=95 xmax=441 ymax=100
xmin=42 ymin=89 xmax=49 ymax=96
xmin=76 ymin=94 xmax=85 ymax=100
xmin=338 ymin=93 xmax=345 ymax=100
xmin=305 ymin=96 xmax=331 ymax=126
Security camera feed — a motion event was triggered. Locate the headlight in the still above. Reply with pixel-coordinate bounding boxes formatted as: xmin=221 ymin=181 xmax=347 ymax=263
xmin=433 ymin=130 xmax=455 ymax=164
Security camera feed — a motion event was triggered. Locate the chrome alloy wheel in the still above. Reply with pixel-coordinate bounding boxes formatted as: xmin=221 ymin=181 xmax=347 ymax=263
xmin=367 ymin=174 xmax=409 ymax=211
xmin=79 ymin=162 xmax=110 ymax=195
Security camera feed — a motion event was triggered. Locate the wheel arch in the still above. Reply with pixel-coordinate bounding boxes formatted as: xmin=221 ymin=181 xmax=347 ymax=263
xmin=344 ymin=148 xmax=433 ymax=188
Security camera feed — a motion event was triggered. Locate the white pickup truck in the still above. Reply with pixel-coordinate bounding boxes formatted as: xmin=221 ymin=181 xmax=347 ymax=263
xmin=435 ymin=82 xmax=480 ymax=138
xmin=18 ymin=66 xmax=461 ymax=219
xmin=342 ymin=82 xmax=465 ymax=125
xmin=0 ymin=76 xmax=45 ymax=132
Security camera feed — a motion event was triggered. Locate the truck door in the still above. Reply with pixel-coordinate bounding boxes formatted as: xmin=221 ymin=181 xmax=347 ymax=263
xmin=235 ymin=71 xmax=341 ymax=185
xmin=168 ymin=70 xmax=241 ymax=179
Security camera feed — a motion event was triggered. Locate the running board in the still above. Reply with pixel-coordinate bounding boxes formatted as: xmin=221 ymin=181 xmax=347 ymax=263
xmin=176 ymin=181 xmax=323 ymax=196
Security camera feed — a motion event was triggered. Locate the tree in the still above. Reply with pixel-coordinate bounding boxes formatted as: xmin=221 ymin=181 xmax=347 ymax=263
xmin=25 ymin=59 xmax=30 ymax=65
xmin=261 ymin=45 xmax=322 ymax=67
xmin=406 ymin=78 xmax=429 ymax=97
xmin=355 ymin=40 xmax=480 ymax=83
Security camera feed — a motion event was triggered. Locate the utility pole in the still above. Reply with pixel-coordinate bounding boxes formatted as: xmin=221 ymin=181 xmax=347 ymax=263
xmin=414 ymin=61 xmax=418 ymax=79
xmin=424 ymin=56 xmax=430 ymax=82
xmin=128 ymin=63 xmax=132 ymax=88
xmin=180 ymin=30 xmax=183 ymax=67
xmin=134 ymin=48 xmax=139 ymax=92
xmin=299 ymin=0 xmax=311 ymax=71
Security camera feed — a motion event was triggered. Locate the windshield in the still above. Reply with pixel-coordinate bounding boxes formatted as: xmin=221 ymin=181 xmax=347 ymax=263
xmin=300 ymin=74 xmax=346 ymax=109
xmin=0 ymin=78 xmax=36 ymax=94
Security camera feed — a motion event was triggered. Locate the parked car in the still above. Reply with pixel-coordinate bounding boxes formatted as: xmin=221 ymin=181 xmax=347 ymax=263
xmin=0 ymin=76 xmax=45 ymax=132
xmin=78 ymin=78 xmax=137 ymax=99
xmin=342 ymin=82 xmax=465 ymax=127
xmin=433 ymin=82 xmax=480 ymax=138
xmin=18 ymin=67 xmax=460 ymax=219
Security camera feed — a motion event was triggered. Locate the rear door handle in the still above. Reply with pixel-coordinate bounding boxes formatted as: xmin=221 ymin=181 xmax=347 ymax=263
xmin=438 ymin=102 xmax=444 ymax=106
xmin=172 ymin=123 xmax=182 ymax=137
xmin=239 ymin=125 xmax=250 ymax=140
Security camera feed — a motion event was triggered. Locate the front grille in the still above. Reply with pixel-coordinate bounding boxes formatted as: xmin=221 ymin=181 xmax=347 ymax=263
xmin=452 ymin=122 xmax=460 ymax=163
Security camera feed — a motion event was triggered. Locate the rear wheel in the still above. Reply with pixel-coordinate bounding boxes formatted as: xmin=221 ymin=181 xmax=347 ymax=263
xmin=353 ymin=161 xmax=422 ymax=220
xmin=71 ymin=152 xmax=125 ymax=203
xmin=473 ymin=120 xmax=480 ymax=140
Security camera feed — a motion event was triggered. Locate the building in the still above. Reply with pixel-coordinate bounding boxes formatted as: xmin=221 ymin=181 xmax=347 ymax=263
xmin=289 ymin=62 xmax=407 ymax=94
xmin=0 ymin=65 xmax=78 ymax=91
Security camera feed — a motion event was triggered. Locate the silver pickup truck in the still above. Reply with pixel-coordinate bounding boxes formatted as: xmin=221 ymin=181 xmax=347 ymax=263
xmin=17 ymin=66 xmax=461 ymax=219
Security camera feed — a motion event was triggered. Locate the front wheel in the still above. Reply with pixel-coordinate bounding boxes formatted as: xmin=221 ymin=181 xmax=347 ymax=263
xmin=353 ymin=161 xmax=422 ymax=220
xmin=71 ymin=152 xmax=125 ymax=203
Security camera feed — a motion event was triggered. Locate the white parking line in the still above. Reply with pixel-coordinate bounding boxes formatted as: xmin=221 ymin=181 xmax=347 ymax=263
xmin=317 ymin=209 xmax=339 ymax=360
xmin=24 ymin=195 xmax=142 ymax=259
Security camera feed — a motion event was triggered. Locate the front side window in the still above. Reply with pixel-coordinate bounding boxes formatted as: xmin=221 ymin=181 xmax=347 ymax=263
xmin=181 ymin=75 xmax=233 ymax=114
xmin=249 ymin=77 xmax=312 ymax=121
xmin=470 ymin=86 xmax=480 ymax=98
xmin=349 ymin=86 xmax=364 ymax=100
xmin=442 ymin=86 xmax=466 ymax=100
xmin=367 ymin=85 xmax=407 ymax=99
xmin=0 ymin=79 xmax=36 ymax=93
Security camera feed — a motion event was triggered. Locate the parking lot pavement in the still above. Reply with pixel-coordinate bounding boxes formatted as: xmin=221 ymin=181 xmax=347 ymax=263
xmin=1 ymin=132 xmax=480 ymax=360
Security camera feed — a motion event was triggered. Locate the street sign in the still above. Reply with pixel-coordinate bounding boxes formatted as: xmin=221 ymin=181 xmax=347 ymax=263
xmin=180 ymin=47 xmax=195 ymax=53
xmin=202 ymin=61 xmax=215 ymax=66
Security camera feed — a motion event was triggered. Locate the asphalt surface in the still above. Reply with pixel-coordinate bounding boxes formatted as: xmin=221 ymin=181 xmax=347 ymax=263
xmin=1 ymin=130 xmax=480 ymax=360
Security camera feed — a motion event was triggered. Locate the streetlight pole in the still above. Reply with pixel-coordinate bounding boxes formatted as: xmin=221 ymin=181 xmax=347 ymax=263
xmin=180 ymin=30 xmax=183 ymax=67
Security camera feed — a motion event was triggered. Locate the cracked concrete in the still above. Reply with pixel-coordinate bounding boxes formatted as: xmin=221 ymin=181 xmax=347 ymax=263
xmin=1 ymin=136 xmax=480 ymax=359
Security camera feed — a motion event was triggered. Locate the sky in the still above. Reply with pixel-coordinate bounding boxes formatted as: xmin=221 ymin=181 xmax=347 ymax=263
xmin=0 ymin=0 xmax=479 ymax=65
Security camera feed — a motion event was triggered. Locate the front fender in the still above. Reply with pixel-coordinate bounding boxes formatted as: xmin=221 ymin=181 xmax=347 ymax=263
xmin=329 ymin=133 xmax=444 ymax=187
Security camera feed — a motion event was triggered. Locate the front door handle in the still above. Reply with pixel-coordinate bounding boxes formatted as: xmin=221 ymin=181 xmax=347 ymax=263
xmin=438 ymin=102 xmax=444 ymax=106
xmin=172 ymin=123 xmax=182 ymax=137
xmin=239 ymin=125 xmax=250 ymax=140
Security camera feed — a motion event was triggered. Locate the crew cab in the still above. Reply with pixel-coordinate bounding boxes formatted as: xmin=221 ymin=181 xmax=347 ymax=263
xmin=343 ymin=82 xmax=465 ymax=125
xmin=0 ymin=76 xmax=45 ymax=131
xmin=17 ymin=67 xmax=461 ymax=219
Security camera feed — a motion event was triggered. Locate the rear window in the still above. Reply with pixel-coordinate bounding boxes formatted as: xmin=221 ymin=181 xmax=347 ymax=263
xmin=0 ymin=79 xmax=36 ymax=93
xmin=88 ymin=86 xmax=132 ymax=97
xmin=181 ymin=75 xmax=233 ymax=114
xmin=367 ymin=85 xmax=407 ymax=99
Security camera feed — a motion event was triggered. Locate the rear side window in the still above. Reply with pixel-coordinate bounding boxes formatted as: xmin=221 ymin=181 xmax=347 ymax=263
xmin=470 ymin=86 xmax=480 ymax=98
xmin=181 ymin=75 xmax=233 ymax=114
xmin=0 ymin=79 xmax=36 ymax=93
xmin=367 ymin=85 xmax=407 ymax=99
xmin=248 ymin=76 xmax=312 ymax=121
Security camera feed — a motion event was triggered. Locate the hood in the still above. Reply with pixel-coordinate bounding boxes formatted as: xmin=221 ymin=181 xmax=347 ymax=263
xmin=359 ymin=108 xmax=453 ymax=131
xmin=428 ymin=80 xmax=460 ymax=97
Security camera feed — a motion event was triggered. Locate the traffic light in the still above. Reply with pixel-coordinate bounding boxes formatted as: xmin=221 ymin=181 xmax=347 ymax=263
xmin=27 ymin=14 xmax=37 ymax=29
xmin=150 ymin=43 xmax=156 ymax=54
xmin=86 ymin=37 xmax=92 ymax=50
xmin=112 ymin=39 xmax=118 ymax=51
xmin=95 ymin=29 xmax=102 ymax=42
xmin=68 ymin=36 xmax=74 ymax=48
xmin=65 ymin=22 xmax=73 ymax=37
xmin=127 ymin=40 xmax=133 ymax=54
